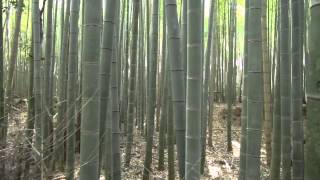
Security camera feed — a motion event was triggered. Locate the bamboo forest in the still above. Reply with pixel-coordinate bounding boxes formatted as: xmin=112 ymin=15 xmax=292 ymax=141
xmin=0 ymin=0 xmax=319 ymax=179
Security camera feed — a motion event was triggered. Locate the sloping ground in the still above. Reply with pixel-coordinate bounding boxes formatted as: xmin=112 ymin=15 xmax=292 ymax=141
xmin=6 ymin=101 xmax=270 ymax=179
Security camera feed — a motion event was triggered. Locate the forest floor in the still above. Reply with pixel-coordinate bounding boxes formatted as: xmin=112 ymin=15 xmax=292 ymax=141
xmin=118 ymin=103 xmax=270 ymax=180
xmin=6 ymin=100 xmax=270 ymax=180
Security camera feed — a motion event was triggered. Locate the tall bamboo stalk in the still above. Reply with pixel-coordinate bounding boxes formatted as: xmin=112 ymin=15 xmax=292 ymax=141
xmin=185 ymin=0 xmax=202 ymax=179
xmin=305 ymin=1 xmax=320 ymax=179
xmin=79 ymin=0 xmax=102 ymax=178
xmin=66 ymin=0 xmax=80 ymax=178
xmin=245 ymin=0 xmax=263 ymax=179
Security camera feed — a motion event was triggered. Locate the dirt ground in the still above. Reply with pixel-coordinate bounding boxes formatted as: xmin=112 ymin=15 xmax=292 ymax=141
xmin=116 ymin=104 xmax=270 ymax=180
xmin=7 ymin=100 xmax=270 ymax=180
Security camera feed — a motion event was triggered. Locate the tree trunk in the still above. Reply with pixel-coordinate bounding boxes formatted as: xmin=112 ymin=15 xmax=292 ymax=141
xmin=54 ymin=0 xmax=65 ymax=170
xmin=167 ymin=81 xmax=174 ymax=180
xmin=291 ymin=0 xmax=304 ymax=179
xmin=0 ymin=0 xmax=5 ymax=176
xmin=270 ymin=6 xmax=281 ymax=179
xmin=79 ymin=0 xmax=102 ymax=178
xmin=32 ymin=0 xmax=42 ymax=177
xmin=143 ymin=0 xmax=159 ymax=179
xmin=245 ymin=0 xmax=263 ymax=179
xmin=1 ymin=3 xmax=24 ymax=175
xmin=5 ymin=0 xmax=24 ymax=113
xmin=166 ymin=0 xmax=186 ymax=178
xmin=23 ymin=38 xmax=35 ymax=180
xmin=124 ymin=0 xmax=140 ymax=166
xmin=99 ymin=0 xmax=115 ymax=168
xmin=110 ymin=1 xmax=122 ymax=179
xmin=305 ymin=1 xmax=320 ymax=179
xmin=201 ymin=0 xmax=215 ymax=174
xmin=238 ymin=0 xmax=248 ymax=179
xmin=280 ymin=0 xmax=292 ymax=179
xmin=42 ymin=0 xmax=53 ymax=175
xmin=262 ymin=0 xmax=272 ymax=166
xmin=185 ymin=0 xmax=202 ymax=179
xmin=57 ymin=0 xmax=71 ymax=170
xmin=157 ymin=0 xmax=166 ymax=170
xmin=66 ymin=0 xmax=80 ymax=178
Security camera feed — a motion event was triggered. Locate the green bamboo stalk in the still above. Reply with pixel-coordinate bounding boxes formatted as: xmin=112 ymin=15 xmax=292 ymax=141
xmin=271 ymin=53 xmax=281 ymax=180
xmin=201 ymin=0 xmax=215 ymax=174
xmin=124 ymin=0 xmax=140 ymax=166
xmin=185 ymin=0 xmax=202 ymax=179
xmin=270 ymin=7 xmax=281 ymax=179
xmin=49 ymin=0 xmax=59 ymax=115
xmin=66 ymin=0 xmax=80 ymax=178
xmin=32 ymin=0 xmax=42 ymax=177
xmin=79 ymin=0 xmax=102 ymax=178
xmin=58 ymin=0 xmax=71 ymax=171
xmin=305 ymin=1 xmax=320 ymax=179
xmin=167 ymin=77 xmax=175 ymax=180
xmin=1 ymin=2 xmax=24 ymax=176
xmin=207 ymin=0 xmax=218 ymax=149
xmin=5 ymin=0 xmax=24 ymax=115
xmin=245 ymin=0 xmax=263 ymax=179
xmin=99 ymin=0 xmax=115 ymax=168
xmin=0 ymin=0 xmax=5 ymax=176
xmin=238 ymin=0 xmax=248 ymax=179
xmin=120 ymin=0 xmax=130 ymax=136
xmin=105 ymin=94 xmax=113 ymax=179
xmin=291 ymin=0 xmax=304 ymax=179
xmin=55 ymin=0 xmax=65 ymax=169
xmin=280 ymin=0 xmax=291 ymax=179
xmin=98 ymin=0 xmax=119 ymax=174
xmin=182 ymin=0 xmax=187 ymax=85
xmin=143 ymin=0 xmax=159 ymax=179
xmin=110 ymin=1 xmax=121 ymax=179
xmin=227 ymin=0 xmax=236 ymax=153
xmin=262 ymin=0 xmax=272 ymax=166
xmin=157 ymin=0 xmax=166 ymax=170
xmin=138 ymin=0 xmax=146 ymax=135
xmin=23 ymin=38 xmax=35 ymax=180
xmin=166 ymin=0 xmax=186 ymax=178
xmin=42 ymin=0 xmax=53 ymax=174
